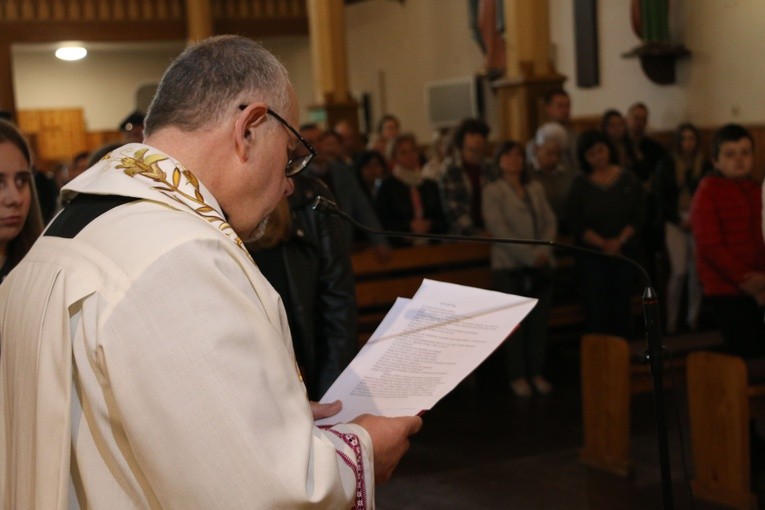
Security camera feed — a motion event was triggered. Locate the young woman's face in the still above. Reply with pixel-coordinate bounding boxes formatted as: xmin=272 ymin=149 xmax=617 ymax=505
xmin=680 ymin=128 xmax=699 ymax=156
xmin=0 ymin=141 xmax=32 ymax=249
xmin=605 ymin=115 xmax=626 ymax=141
xmin=499 ymin=146 xmax=525 ymax=178
xmin=393 ymin=140 xmax=420 ymax=170
xmin=380 ymin=119 xmax=400 ymax=141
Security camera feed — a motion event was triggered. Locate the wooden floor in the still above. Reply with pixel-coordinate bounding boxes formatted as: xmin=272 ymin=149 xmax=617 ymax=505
xmin=375 ymin=329 xmax=740 ymax=509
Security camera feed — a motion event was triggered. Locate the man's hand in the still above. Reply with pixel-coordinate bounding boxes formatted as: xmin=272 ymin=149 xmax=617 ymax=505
xmin=351 ymin=414 xmax=423 ymax=483
xmin=310 ymin=400 xmax=342 ymax=421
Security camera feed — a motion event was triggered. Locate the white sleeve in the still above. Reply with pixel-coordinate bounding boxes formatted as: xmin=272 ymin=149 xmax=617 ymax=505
xmin=96 ymin=238 xmax=374 ymax=509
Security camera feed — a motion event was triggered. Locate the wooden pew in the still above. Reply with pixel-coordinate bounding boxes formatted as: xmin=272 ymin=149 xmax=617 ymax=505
xmin=687 ymin=352 xmax=765 ymax=510
xmin=580 ymin=334 xmax=633 ymax=476
xmin=352 ymin=242 xmax=492 ymax=343
xmin=580 ymin=332 xmax=724 ymax=477
xmin=350 ymin=241 xmax=602 ymax=344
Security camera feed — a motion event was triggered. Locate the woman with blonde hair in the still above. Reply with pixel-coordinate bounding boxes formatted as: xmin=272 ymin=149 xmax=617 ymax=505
xmin=0 ymin=119 xmax=44 ymax=281
xmin=656 ymin=122 xmax=712 ymax=333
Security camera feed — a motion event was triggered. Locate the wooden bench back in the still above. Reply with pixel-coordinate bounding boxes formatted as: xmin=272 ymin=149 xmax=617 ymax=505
xmin=686 ymin=351 xmax=765 ymax=509
xmin=351 ymin=242 xmax=491 ymax=343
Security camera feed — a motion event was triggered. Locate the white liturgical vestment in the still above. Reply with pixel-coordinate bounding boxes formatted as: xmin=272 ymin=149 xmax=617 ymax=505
xmin=0 ymin=144 xmax=374 ymax=509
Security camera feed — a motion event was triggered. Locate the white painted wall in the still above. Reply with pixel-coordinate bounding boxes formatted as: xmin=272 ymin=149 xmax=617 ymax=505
xmin=13 ymin=42 xmax=183 ymax=131
xmin=344 ymin=0 xmax=488 ymax=141
xmin=346 ymin=0 xmax=765 ymax=135
xmin=12 ymin=37 xmax=314 ymax=132
xmin=11 ymin=1 xmax=765 ymax=138
xmin=550 ymin=0 xmax=765 ymax=130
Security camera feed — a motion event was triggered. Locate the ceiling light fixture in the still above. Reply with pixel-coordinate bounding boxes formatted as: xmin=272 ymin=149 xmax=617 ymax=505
xmin=55 ymin=47 xmax=87 ymax=61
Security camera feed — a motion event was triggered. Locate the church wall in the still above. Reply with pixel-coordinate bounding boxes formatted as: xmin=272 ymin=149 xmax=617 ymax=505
xmin=11 ymin=0 xmax=765 ymax=140
xmin=12 ymin=37 xmax=313 ymax=132
xmin=549 ymin=0 xmax=765 ymax=131
xmin=345 ymin=0 xmax=765 ymax=138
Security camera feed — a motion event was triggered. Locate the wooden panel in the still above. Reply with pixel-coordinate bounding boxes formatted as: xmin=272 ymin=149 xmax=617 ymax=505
xmin=0 ymin=42 xmax=14 ymax=115
xmin=579 ymin=334 xmax=633 ymax=477
xmin=17 ymin=108 xmax=87 ymax=163
xmin=85 ymin=130 xmax=122 ymax=152
xmin=0 ymin=0 xmax=309 ymax=44
xmin=0 ymin=0 xmax=184 ymax=21
xmin=0 ymin=20 xmax=186 ymax=42
xmin=687 ymin=352 xmax=758 ymax=510
xmin=352 ymin=242 xmax=490 ymax=276
xmin=355 ymin=267 xmax=492 ymax=309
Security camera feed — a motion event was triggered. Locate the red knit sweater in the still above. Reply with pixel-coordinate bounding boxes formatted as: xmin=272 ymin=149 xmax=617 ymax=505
xmin=690 ymin=175 xmax=765 ymax=296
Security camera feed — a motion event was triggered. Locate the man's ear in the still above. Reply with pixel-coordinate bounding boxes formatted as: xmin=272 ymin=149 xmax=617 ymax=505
xmin=235 ymin=103 xmax=269 ymax=162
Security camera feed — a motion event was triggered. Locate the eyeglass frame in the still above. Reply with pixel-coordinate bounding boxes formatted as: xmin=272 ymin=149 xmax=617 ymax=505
xmin=238 ymin=104 xmax=316 ymax=177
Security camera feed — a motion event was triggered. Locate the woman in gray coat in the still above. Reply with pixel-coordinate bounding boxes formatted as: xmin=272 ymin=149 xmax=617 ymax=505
xmin=482 ymin=141 xmax=557 ymax=397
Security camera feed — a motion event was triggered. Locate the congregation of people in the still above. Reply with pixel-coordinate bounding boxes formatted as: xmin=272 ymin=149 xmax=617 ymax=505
xmin=279 ymin=88 xmax=765 ymax=397
xmin=4 ymin=86 xmax=765 ymax=401
xmin=4 ymin=80 xmax=765 ymax=405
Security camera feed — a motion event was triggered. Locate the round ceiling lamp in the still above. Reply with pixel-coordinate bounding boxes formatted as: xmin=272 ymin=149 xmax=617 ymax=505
xmin=55 ymin=46 xmax=87 ymax=61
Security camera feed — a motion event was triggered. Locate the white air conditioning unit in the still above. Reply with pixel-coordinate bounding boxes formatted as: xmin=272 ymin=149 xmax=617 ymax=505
xmin=424 ymin=76 xmax=482 ymax=129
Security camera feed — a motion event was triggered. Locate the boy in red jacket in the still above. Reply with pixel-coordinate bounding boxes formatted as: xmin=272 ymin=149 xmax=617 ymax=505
xmin=690 ymin=124 xmax=765 ymax=357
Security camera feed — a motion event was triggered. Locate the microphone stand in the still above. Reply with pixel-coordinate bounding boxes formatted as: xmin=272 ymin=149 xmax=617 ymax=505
xmin=313 ymin=196 xmax=674 ymax=509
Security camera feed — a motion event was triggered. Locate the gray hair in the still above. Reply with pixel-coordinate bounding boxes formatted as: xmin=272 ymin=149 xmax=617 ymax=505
xmin=144 ymin=35 xmax=290 ymax=136
xmin=535 ymin=122 xmax=568 ymax=149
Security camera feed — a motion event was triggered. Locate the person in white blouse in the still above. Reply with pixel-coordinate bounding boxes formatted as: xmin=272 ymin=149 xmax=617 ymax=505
xmin=482 ymin=141 xmax=558 ymax=397
xmin=0 ymin=35 xmax=420 ymax=509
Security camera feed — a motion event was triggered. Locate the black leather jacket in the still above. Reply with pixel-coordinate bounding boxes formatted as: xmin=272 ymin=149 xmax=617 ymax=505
xmin=250 ymin=176 xmax=357 ymax=400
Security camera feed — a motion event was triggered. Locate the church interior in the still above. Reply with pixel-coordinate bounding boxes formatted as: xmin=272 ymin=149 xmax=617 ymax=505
xmin=3 ymin=0 xmax=765 ymax=508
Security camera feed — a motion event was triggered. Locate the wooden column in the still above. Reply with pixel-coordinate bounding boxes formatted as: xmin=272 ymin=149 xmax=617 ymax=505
xmin=306 ymin=0 xmax=358 ymax=129
xmin=185 ymin=0 xmax=212 ymax=43
xmin=0 ymin=43 xmax=16 ymax=119
xmin=492 ymin=0 xmax=565 ymax=142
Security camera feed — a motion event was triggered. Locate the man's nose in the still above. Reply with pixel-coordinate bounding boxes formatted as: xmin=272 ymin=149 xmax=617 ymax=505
xmin=284 ymin=177 xmax=295 ymax=197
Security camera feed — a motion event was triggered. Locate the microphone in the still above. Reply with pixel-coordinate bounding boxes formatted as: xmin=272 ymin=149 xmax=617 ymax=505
xmin=313 ymin=195 xmax=651 ymax=286
xmin=312 ymin=195 xmax=674 ymax=509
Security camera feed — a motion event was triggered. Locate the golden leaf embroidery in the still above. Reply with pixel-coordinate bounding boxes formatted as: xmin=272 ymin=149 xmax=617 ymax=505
xmin=183 ymin=169 xmax=199 ymax=188
xmin=116 ymin=148 xmax=168 ymax=180
xmin=121 ymin=147 xmax=245 ymax=250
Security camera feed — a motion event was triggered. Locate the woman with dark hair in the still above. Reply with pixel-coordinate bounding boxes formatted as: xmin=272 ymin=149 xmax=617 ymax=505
xmin=567 ymin=130 xmax=646 ymax=338
xmin=656 ymin=122 xmax=712 ymax=333
xmin=353 ymin=150 xmax=387 ymax=200
xmin=482 ymin=141 xmax=557 ymax=396
xmin=0 ymin=119 xmax=44 ymax=281
xmin=600 ymin=109 xmax=632 ymax=169
xmin=375 ymin=134 xmax=446 ymax=245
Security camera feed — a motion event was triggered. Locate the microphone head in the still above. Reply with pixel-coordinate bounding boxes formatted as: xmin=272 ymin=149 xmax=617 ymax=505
xmin=312 ymin=195 xmax=340 ymax=216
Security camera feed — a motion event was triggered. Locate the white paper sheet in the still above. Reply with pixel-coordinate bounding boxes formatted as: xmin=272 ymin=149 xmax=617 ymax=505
xmin=316 ymin=279 xmax=537 ymax=425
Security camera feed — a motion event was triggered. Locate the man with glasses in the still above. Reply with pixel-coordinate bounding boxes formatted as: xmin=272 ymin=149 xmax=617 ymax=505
xmin=0 ymin=35 xmax=420 ymax=509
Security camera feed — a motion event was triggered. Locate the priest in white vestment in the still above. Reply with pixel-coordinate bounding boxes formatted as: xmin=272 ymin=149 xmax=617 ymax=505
xmin=0 ymin=36 xmax=420 ymax=509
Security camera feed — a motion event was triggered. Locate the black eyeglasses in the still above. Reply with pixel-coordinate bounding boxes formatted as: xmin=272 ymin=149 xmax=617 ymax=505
xmin=238 ymin=105 xmax=316 ymax=177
